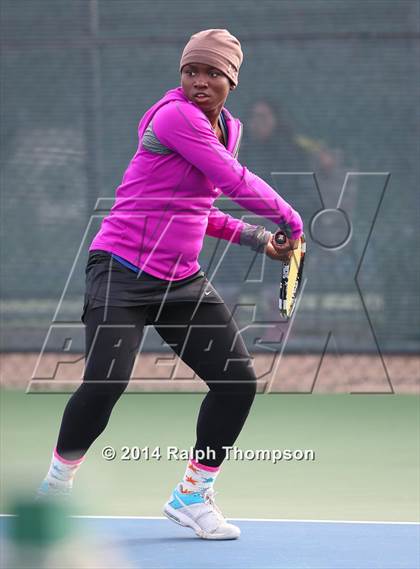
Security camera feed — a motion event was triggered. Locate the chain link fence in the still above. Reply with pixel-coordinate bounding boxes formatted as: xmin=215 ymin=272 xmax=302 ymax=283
xmin=1 ymin=1 xmax=419 ymax=390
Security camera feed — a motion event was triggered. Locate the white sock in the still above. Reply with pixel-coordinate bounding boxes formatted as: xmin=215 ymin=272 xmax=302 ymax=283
xmin=46 ymin=447 xmax=85 ymax=485
xmin=181 ymin=458 xmax=220 ymax=494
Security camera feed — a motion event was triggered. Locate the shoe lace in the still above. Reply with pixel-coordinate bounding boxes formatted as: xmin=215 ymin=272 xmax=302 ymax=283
xmin=201 ymin=488 xmax=224 ymax=521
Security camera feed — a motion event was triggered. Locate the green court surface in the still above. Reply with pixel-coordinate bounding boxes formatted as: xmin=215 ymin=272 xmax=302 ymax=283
xmin=1 ymin=390 xmax=419 ymax=522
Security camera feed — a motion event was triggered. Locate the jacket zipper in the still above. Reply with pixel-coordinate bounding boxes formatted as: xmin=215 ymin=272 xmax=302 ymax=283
xmin=233 ymin=122 xmax=243 ymax=159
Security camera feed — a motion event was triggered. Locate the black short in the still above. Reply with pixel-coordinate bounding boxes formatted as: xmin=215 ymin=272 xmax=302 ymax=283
xmin=81 ymin=250 xmax=224 ymax=322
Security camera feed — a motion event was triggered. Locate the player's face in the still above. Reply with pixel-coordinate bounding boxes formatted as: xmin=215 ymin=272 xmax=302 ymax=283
xmin=181 ymin=63 xmax=233 ymax=111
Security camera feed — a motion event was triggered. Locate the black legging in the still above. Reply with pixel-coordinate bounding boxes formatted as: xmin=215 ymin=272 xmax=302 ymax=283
xmin=56 ymin=300 xmax=257 ymax=467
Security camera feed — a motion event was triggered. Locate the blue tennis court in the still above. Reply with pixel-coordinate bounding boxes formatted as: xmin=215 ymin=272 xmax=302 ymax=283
xmin=2 ymin=515 xmax=419 ymax=569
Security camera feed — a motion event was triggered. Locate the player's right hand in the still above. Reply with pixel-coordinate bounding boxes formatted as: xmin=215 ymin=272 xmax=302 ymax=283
xmin=265 ymin=234 xmax=298 ymax=263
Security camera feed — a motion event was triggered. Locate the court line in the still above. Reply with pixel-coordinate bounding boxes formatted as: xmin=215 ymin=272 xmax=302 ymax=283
xmin=1 ymin=513 xmax=418 ymax=525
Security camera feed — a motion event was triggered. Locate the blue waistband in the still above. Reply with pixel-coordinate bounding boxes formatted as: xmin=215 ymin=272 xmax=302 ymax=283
xmin=111 ymin=253 xmax=139 ymax=273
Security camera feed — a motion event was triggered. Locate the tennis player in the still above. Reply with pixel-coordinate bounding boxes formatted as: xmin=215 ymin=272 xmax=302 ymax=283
xmin=37 ymin=29 xmax=303 ymax=540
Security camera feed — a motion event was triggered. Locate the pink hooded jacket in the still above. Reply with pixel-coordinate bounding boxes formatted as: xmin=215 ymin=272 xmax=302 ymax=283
xmin=90 ymin=87 xmax=303 ymax=280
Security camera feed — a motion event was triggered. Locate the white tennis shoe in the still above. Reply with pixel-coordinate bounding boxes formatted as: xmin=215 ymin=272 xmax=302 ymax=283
xmin=163 ymin=483 xmax=240 ymax=540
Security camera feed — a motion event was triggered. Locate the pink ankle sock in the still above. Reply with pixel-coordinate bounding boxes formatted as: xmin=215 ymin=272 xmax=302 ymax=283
xmin=47 ymin=447 xmax=85 ymax=482
xmin=181 ymin=458 xmax=220 ymax=493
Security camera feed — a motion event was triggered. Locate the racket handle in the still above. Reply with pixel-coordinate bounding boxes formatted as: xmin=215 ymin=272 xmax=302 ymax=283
xmin=273 ymin=230 xmax=287 ymax=245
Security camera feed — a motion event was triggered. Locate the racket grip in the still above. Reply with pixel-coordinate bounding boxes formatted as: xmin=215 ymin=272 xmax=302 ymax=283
xmin=273 ymin=230 xmax=287 ymax=245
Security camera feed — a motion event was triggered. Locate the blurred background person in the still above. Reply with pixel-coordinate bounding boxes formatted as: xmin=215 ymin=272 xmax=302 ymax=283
xmin=240 ymin=97 xmax=360 ymax=330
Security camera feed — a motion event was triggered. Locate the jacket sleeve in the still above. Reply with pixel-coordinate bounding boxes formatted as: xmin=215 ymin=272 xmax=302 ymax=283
xmin=205 ymin=205 xmax=245 ymax=244
xmin=152 ymin=101 xmax=303 ymax=239
xmin=206 ymin=205 xmax=272 ymax=253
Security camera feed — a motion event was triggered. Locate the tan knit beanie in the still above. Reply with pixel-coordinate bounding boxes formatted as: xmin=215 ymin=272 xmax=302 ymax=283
xmin=179 ymin=29 xmax=243 ymax=87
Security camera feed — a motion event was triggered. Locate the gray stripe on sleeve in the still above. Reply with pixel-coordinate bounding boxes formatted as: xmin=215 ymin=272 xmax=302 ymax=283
xmin=141 ymin=121 xmax=174 ymax=155
xmin=239 ymin=224 xmax=271 ymax=253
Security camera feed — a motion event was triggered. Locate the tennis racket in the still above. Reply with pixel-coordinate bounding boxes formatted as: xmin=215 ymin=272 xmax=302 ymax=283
xmin=274 ymin=230 xmax=306 ymax=319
